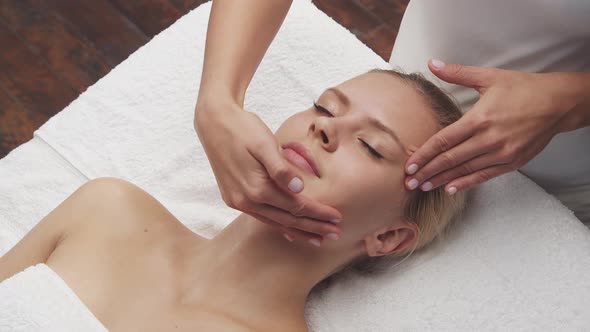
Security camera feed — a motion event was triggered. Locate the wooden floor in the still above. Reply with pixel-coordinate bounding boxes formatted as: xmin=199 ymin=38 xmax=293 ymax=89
xmin=0 ymin=0 xmax=409 ymax=159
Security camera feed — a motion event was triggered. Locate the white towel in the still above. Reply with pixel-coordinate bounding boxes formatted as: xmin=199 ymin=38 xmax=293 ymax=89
xmin=1 ymin=1 xmax=589 ymax=331
xmin=0 ymin=138 xmax=86 ymax=254
xmin=0 ymin=263 xmax=108 ymax=332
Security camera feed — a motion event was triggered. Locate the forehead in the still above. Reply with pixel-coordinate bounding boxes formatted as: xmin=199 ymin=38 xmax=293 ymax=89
xmin=333 ymin=72 xmax=440 ymax=148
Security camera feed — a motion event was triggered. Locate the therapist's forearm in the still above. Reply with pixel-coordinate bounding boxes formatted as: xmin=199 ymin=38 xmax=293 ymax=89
xmin=196 ymin=0 xmax=293 ymax=108
xmin=554 ymin=71 xmax=590 ymax=133
xmin=570 ymin=72 xmax=590 ymax=129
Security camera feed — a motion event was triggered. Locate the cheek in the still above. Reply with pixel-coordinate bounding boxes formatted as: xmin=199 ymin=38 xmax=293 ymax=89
xmin=274 ymin=112 xmax=310 ymax=137
xmin=326 ymin=166 xmax=398 ymax=214
xmin=334 ymin=183 xmax=401 ymax=237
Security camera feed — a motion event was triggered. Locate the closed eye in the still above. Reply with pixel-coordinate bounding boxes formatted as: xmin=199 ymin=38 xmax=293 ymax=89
xmin=313 ymin=102 xmax=334 ymax=117
xmin=359 ymin=139 xmax=383 ymax=159
xmin=313 ymin=101 xmax=383 ymax=159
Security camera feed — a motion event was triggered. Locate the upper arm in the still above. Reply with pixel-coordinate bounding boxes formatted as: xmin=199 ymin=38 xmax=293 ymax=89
xmin=0 ymin=177 xmax=133 ymax=283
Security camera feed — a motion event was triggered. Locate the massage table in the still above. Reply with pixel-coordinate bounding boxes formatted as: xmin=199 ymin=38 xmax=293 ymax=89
xmin=1 ymin=1 xmax=589 ymax=331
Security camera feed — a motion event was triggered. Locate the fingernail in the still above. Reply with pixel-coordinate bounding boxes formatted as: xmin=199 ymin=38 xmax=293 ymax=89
xmin=288 ymin=177 xmax=303 ymax=193
xmin=330 ymin=218 xmax=341 ymax=224
xmin=407 ymin=178 xmax=419 ymax=190
xmin=407 ymin=163 xmax=418 ymax=175
xmin=447 ymin=186 xmax=457 ymax=195
xmin=283 ymin=233 xmax=294 ymax=242
xmin=431 ymin=58 xmax=445 ymax=70
xmin=326 ymin=233 xmax=339 ymax=240
xmin=420 ymin=181 xmax=433 ymax=191
xmin=309 ymin=238 xmax=321 ymax=247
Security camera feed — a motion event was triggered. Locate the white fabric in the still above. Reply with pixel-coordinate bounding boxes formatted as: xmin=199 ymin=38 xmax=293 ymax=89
xmin=0 ymin=137 xmax=87 ymax=254
xmin=0 ymin=1 xmax=589 ymax=331
xmin=389 ymin=0 xmax=590 ymax=224
xmin=0 ymin=263 xmax=108 ymax=332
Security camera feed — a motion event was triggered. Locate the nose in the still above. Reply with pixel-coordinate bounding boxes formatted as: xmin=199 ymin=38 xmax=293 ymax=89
xmin=309 ymin=117 xmax=337 ymax=152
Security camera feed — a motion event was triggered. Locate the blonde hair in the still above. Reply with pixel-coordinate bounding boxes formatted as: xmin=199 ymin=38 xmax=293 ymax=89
xmin=313 ymin=69 xmax=469 ymax=291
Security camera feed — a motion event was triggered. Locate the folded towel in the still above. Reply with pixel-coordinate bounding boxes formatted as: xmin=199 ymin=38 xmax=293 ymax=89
xmin=0 ymin=137 xmax=87 ymax=254
xmin=1 ymin=1 xmax=589 ymax=331
xmin=0 ymin=263 xmax=108 ymax=332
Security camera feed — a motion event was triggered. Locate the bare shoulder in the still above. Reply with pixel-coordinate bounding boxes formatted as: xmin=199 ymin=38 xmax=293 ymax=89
xmin=62 ymin=177 xmax=197 ymax=242
xmin=45 ymin=176 xmax=205 ymax=274
xmin=43 ymin=177 xmax=205 ymax=322
xmin=0 ymin=176 xmax=193 ymax=284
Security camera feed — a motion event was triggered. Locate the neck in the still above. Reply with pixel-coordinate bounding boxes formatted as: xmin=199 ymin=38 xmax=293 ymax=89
xmin=179 ymin=213 xmax=355 ymax=323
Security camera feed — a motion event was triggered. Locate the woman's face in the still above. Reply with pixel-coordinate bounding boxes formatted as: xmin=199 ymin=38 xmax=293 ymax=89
xmin=274 ymin=72 xmax=440 ymax=245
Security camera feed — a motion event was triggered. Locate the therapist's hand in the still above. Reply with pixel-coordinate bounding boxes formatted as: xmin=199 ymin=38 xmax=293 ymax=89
xmin=194 ymin=99 xmax=342 ymax=245
xmin=404 ymin=59 xmax=578 ymax=194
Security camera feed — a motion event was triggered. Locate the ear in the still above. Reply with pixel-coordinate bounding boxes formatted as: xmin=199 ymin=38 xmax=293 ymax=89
xmin=363 ymin=220 xmax=418 ymax=257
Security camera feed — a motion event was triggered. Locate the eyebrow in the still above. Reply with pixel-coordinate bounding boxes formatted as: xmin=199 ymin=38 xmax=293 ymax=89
xmin=325 ymin=87 xmax=406 ymax=152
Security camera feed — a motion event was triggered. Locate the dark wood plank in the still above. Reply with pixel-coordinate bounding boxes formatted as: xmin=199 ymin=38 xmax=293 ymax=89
xmin=49 ymin=0 xmax=148 ymax=67
xmin=0 ymin=0 xmax=111 ymax=93
xmin=312 ymin=0 xmax=380 ymax=37
xmin=358 ymin=24 xmax=397 ymax=61
xmin=0 ymin=22 xmax=78 ymax=117
xmin=108 ymin=0 xmax=183 ymax=37
xmin=169 ymin=0 xmax=210 ymax=13
xmin=0 ymin=0 xmax=408 ymax=158
xmin=355 ymin=0 xmax=408 ymax=29
xmin=0 ymin=84 xmax=48 ymax=158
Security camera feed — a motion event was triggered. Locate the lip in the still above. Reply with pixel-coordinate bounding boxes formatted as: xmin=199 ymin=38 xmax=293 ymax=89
xmin=281 ymin=142 xmax=321 ymax=178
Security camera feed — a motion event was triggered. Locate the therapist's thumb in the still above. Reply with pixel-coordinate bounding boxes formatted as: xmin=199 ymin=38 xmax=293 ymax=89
xmin=428 ymin=59 xmax=493 ymax=91
xmin=252 ymin=144 xmax=304 ymax=193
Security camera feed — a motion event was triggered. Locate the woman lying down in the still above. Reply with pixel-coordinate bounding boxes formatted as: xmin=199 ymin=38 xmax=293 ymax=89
xmin=0 ymin=69 xmax=467 ymax=331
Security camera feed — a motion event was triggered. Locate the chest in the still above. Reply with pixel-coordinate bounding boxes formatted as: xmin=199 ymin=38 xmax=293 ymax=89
xmin=44 ymin=227 xmax=256 ymax=331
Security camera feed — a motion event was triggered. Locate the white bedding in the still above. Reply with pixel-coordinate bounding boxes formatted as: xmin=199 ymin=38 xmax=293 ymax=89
xmin=0 ymin=264 xmax=108 ymax=332
xmin=1 ymin=1 xmax=589 ymax=331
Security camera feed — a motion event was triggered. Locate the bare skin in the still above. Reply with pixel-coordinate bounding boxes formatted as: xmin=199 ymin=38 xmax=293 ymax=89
xmin=404 ymin=61 xmax=590 ymax=194
xmin=1 ymin=72 xmax=439 ymax=331
xmin=43 ymin=178 xmax=306 ymax=332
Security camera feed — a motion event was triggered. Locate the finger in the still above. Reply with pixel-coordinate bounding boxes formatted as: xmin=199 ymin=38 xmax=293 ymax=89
xmin=408 ymin=134 xmax=493 ymax=190
xmin=244 ymin=211 xmax=284 ymax=229
xmin=252 ymin=202 xmax=341 ymax=237
xmin=271 ymin=191 xmax=343 ymax=223
xmin=248 ymin=211 xmax=324 ymax=246
xmin=404 ymin=118 xmax=475 ymax=186
xmin=428 ymin=59 xmax=494 ymax=91
xmin=419 ymin=149 xmax=507 ymax=191
xmin=279 ymin=226 xmax=325 ymax=247
xmin=248 ymin=178 xmax=343 ymax=223
xmin=445 ymin=164 xmax=514 ymax=194
xmin=249 ymin=142 xmax=304 ymax=194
